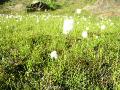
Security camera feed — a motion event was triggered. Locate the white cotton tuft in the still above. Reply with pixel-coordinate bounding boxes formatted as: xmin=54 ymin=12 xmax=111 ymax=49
xmin=63 ymin=18 xmax=74 ymax=35
xmin=82 ymin=31 xmax=88 ymax=38
xmin=101 ymin=25 xmax=106 ymax=30
xmin=50 ymin=51 xmax=58 ymax=59
xmin=76 ymin=9 xmax=82 ymax=14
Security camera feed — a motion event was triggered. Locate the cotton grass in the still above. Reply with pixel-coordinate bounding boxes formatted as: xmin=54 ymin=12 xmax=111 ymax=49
xmin=82 ymin=31 xmax=88 ymax=38
xmin=63 ymin=17 xmax=74 ymax=35
xmin=101 ymin=25 xmax=106 ymax=30
xmin=50 ymin=51 xmax=58 ymax=59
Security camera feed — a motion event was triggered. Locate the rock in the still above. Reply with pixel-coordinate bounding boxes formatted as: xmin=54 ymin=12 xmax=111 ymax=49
xmin=12 ymin=4 xmax=25 ymax=12
xmin=0 ymin=0 xmax=9 ymax=4
xmin=27 ymin=1 xmax=53 ymax=12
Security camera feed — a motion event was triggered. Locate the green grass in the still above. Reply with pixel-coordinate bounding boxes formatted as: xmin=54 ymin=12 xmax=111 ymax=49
xmin=0 ymin=12 xmax=120 ymax=90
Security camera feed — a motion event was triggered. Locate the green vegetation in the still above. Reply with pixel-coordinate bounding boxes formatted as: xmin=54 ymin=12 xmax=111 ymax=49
xmin=0 ymin=13 xmax=120 ymax=89
xmin=0 ymin=0 xmax=120 ymax=90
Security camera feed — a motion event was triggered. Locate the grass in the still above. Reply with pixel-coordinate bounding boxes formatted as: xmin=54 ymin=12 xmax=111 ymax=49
xmin=0 ymin=0 xmax=120 ymax=90
xmin=0 ymin=0 xmax=96 ymax=14
xmin=0 ymin=12 xmax=120 ymax=90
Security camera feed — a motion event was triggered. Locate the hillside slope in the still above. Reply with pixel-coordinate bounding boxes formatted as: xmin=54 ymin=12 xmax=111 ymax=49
xmin=0 ymin=0 xmax=95 ymax=14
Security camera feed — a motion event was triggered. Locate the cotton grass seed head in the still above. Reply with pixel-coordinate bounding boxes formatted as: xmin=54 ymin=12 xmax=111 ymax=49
xmin=86 ymin=27 xmax=89 ymax=31
xmin=50 ymin=51 xmax=58 ymax=59
xmin=96 ymin=36 xmax=99 ymax=39
xmin=82 ymin=31 xmax=88 ymax=38
xmin=76 ymin=9 xmax=82 ymax=14
xmin=77 ymin=21 xmax=80 ymax=24
xmin=36 ymin=16 xmax=39 ymax=23
xmin=101 ymin=25 xmax=106 ymax=30
xmin=63 ymin=18 xmax=74 ymax=35
xmin=110 ymin=22 xmax=114 ymax=26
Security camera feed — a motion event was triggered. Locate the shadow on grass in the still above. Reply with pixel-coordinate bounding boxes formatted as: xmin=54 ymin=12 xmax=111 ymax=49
xmin=0 ymin=0 xmax=10 ymax=5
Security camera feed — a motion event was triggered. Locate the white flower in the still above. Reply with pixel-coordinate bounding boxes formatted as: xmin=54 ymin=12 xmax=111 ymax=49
xmin=101 ymin=25 xmax=106 ymax=30
xmin=36 ymin=16 xmax=39 ymax=23
xmin=108 ymin=19 xmax=111 ymax=22
xmin=76 ymin=9 xmax=82 ymax=14
xmin=50 ymin=51 xmax=58 ymax=59
xmin=69 ymin=16 xmax=73 ymax=19
xmin=77 ymin=21 xmax=80 ymax=24
xmin=45 ymin=9 xmax=47 ymax=12
xmin=96 ymin=36 xmax=99 ymax=39
xmin=63 ymin=18 xmax=74 ymax=35
xmin=44 ymin=16 xmax=49 ymax=21
xmin=6 ymin=26 xmax=9 ymax=28
xmin=86 ymin=27 xmax=89 ymax=30
xmin=110 ymin=22 xmax=114 ymax=26
xmin=82 ymin=31 xmax=88 ymax=38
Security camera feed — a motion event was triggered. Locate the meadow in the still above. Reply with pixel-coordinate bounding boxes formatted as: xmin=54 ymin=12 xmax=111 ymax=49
xmin=0 ymin=12 xmax=120 ymax=90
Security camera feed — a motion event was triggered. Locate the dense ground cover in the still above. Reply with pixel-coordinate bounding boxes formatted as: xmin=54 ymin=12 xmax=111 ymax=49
xmin=0 ymin=13 xmax=120 ymax=90
xmin=0 ymin=0 xmax=96 ymax=14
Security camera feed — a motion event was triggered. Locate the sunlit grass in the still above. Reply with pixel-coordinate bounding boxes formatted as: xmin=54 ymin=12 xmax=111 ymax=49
xmin=0 ymin=13 xmax=120 ymax=89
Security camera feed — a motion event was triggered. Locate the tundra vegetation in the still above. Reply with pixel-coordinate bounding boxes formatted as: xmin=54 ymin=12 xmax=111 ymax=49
xmin=0 ymin=0 xmax=120 ymax=90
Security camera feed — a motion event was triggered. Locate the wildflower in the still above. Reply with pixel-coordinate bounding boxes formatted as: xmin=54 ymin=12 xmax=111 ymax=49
xmin=44 ymin=15 xmax=50 ymax=21
xmin=50 ymin=51 xmax=58 ymax=59
xmin=45 ymin=9 xmax=47 ymax=12
xmin=77 ymin=21 xmax=80 ymax=24
xmin=19 ymin=16 xmax=22 ymax=21
xmin=76 ymin=9 xmax=82 ymax=14
xmin=69 ymin=16 xmax=73 ymax=19
xmin=96 ymin=36 xmax=99 ymax=39
xmin=108 ymin=19 xmax=112 ymax=22
xmin=63 ymin=18 xmax=74 ymax=35
xmin=101 ymin=25 xmax=106 ymax=30
xmin=110 ymin=22 xmax=114 ymax=26
xmin=86 ymin=27 xmax=89 ymax=30
xmin=36 ymin=16 xmax=39 ymax=23
xmin=82 ymin=31 xmax=88 ymax=38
